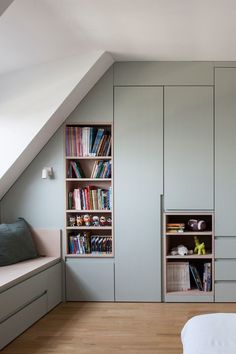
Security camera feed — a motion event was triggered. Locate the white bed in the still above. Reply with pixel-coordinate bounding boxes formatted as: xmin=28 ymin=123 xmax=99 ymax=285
xmin=181 ymin=313 xmax=236 ymax=354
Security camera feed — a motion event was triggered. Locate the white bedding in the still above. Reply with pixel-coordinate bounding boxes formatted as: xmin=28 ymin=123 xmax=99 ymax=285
xmin=181 ymin=313 xmax=236 ymax=354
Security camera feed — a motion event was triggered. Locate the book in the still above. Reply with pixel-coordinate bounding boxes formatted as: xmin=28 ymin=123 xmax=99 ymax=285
xmin=68 ymin=186 xmax=112 ymax=210
xmin=203 ymin=262 xmax=211 ymax=292
xmin=68 ymin=233 xmax=112 ymax=255
xmin=189 ymin=264 xmax=203 ymax=291
xmin=91 ymin=129 xmax=105 ymax=155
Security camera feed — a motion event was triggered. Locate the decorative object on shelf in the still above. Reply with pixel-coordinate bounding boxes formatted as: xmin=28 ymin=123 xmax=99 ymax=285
xmin=84 ymin=214 xmax=91 ymax=226
xmin=170 ymin=245 xmax=193 ymax=256
xmin=92 ymin=215 xmax=100 ymax=226
xmin=107 ymin=216 xmax=112 ymax=226
xmin=194 ymin=236 xmax=206 ymax=255
xmin=167 ymin=223 xmax=185 ymax=233
xmin=100 ymin=216 xmax=106 ymax=226
xmin=76 ymin=215 xmax=84 ymax=226
xmin=42 ymin=167 xmax=54 ymax=179
xmin=188 ymin=219 xmax=206 ymax=231
xmin=69 ymin=216 xmax=76 ymax=227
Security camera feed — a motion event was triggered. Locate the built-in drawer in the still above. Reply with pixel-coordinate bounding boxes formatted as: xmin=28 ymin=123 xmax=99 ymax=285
xmin=215 ymin=259 xmax=236 ymax=281
xmin=0 ymin=271 xmax=46 ymax=322
xmin=215 ymin=281 xmax=236 ymax=302
xmin=0 ymin=292 xmax=47 ymax=350
xmin=215 ymin=237 xmax=236 ymax=258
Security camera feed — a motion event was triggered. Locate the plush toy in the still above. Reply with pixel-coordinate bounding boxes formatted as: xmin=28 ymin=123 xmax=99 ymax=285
xmin=194 ymin=236 xmax=206 ymax=255
xmin=92 ymin=215 xmax=100 ymax=227
xmin=76 ymin=215 xmax=84 ymax=226
xmin=69 ymin=216 xmax=76 ymax=227
xmin=171 ymin=245 xmax=193 ymax=256
xmin=188 ymin=219 xmax=206 ymax=231
xmin=100 ymin=216 xmax=106 ymax=226
xmin=84 ymin=214 xmax=91 ymax=226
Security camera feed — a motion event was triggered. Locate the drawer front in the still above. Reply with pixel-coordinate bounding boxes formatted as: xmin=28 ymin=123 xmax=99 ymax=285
xmin=0 ymin=292 xmax=47 ymax=349
xmin=215 ymin=237 xmax=236 ymax=258
xmin=0 ymin=271 xmax=46 ymax=322
xmin=215 ymin=260 xmax=236 ymax=281
xmin=215 ymin=282 xmax=236 ymax=302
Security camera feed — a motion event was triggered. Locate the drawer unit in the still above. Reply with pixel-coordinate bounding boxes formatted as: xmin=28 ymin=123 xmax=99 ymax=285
xmin=0 ymin=271 xmax=46 ymax=322
xmin=215 ymin=282 xmax=236 ymax=302
xmin=215 ymin=237 xmax=236 ymax=258
xmin=215 ymin=260 xmax=236 ymax=281
xmin=0 ymin=292 xmax=47 ymax=349
xmin=46 ymin=262 xmax=62 ymax=311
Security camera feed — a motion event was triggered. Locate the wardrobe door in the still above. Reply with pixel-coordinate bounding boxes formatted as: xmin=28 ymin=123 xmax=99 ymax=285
xmin=114 ymin=87 xmax=163 ymax=302
xmin=164 ymin=87 xmax=213 ymax=210
xmin=215 ymin=68 xmax=236 ymax=236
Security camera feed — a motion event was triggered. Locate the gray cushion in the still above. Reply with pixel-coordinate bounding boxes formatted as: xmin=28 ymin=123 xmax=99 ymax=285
xmin=0 ymin=218 xmax=38 ymax=266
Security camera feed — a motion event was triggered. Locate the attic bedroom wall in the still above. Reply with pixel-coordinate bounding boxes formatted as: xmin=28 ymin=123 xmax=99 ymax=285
xmin=0 ymin=66 xmax=113 ymax=228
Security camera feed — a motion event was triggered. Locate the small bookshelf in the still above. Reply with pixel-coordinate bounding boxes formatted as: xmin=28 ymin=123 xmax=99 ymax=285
xmin=65 ymin=123 xmax=113 ymax=258
xmin=163 ymin=212 xmax=214 ymax=302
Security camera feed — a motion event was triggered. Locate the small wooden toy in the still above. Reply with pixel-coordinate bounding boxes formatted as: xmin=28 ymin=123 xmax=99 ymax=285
xmin=69 ymin=216 xmax=76 ymax=227
xmin=84 ymin=214 xmax=91 ymax=226
xmin=76 ymin=215 xmax=84 ymax=226
xmin=92 ymin=215 xmax=100 ymax=226
xmin=107 ymin=217 xmax=112 ymax=226
xmin=100 ymin=216 xmax=106 ymax=226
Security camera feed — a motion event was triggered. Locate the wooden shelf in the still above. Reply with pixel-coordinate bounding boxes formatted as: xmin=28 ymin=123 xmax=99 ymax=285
xmin=166 ymin=254 xmax=213 ymax=259
xmin=66 ymin=209 xmax=112 ymax=213
xmin=65 ymin=253 xmax=114 ymax=258
xmin=166 ymin=290 xmax=213 ymax=296
xmin=166 ymin=231 xmax=212 ymax=236
xmin=66 ymin=226 xmax=112 ymax=230
xmin=66 ymin=156 xmax=112 ymax=160
xmin=66 ymin=178 xmax=111 ymax=182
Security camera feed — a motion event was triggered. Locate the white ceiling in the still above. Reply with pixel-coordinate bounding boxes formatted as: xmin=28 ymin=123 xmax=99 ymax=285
xmin=1 ymin=0 xmax=236 ymax=75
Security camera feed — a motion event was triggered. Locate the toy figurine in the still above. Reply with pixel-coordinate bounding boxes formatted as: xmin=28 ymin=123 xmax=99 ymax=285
xmin=100 ymin=216 xmax=106 ymax=226
xmin=69 ymin=216 xmax=76 ymax=227
xmin=106 ymin=217 xmax=112 ymax=226
xmin=92 ymin=215 xmax=100 ymax=227
xmin=194 ymin=236 xmax=206 ymax=255
xmin=83 ymin=214 xmax=91 ymax=226
xmin=76 ymin=215 xmax=84 ymax=226
xmin=171 ymin=245 xmax=193 ymax=256
xmin=188 ymin=219 xmax=206 ymax=231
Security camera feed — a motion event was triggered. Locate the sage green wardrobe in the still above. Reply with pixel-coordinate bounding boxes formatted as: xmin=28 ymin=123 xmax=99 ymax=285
xmin=215 ymin=68 xmax=236 ymax=302
xmin=114 ymin=87 xmax=163 ymax=301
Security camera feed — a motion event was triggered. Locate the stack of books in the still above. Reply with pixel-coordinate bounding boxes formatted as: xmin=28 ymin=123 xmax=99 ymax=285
xmin=68 ymin=186 xmax=112 ymax=210
xmin=91 ymin=160 xmax=112 ymax=178
xmin=166 ymin=223 xmax=185 ymax=233
xmin=189 ymin=263 xmax=212 ymax=292
xmin=66 ymin=126 xmax=111 ymax=157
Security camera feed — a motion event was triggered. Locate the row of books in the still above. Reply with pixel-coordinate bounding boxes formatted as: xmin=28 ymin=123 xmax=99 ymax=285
xmin=67 ymin=161 xmax=85 ymax=178
xmin=167 ymin=262 xmax=212 ymax=292
xmin=68 ymin=186 xmax=112 ymax=211
xmin=68 ymin=233 xmax=112 ymax=254
xmin=91 ymin=160 xmax=111 ymax=178
xmin=167 ymin=223 xmax=185 ymax=233
xmin=66 ymin=126 xmax=111 ymax=157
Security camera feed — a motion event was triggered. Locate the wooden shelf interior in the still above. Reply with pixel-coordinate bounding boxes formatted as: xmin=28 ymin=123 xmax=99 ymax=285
xmin=165 ymin=213 xmax=213 ymax=233
xmin=66 ymin=159 xmax=112 ymax=180
xmin=166 ymin=234 xmax=213 ymax=257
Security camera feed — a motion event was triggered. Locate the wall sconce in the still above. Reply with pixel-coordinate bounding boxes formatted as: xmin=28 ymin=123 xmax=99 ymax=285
xmin=42 ymin=167 xmax=54 ymax=179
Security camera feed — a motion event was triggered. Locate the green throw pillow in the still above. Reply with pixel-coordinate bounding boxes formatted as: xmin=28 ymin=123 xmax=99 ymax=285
xmin=0 ymin=218 xmax=38 ymax=266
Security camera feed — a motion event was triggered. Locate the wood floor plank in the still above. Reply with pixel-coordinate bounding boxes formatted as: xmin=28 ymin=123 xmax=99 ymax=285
xmin=2 ymin=302 xmax=236 ymax=354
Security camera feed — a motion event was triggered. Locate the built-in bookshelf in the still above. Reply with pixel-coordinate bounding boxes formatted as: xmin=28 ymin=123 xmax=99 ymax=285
xmin=65 ymin=123 xmax=113 ymax=258
xmin=163 ymin=212 xmax=214 ymax=301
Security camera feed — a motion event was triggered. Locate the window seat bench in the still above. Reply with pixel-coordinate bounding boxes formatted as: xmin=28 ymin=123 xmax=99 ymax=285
xmin=0 ymin=229 xmax=62 ymax=350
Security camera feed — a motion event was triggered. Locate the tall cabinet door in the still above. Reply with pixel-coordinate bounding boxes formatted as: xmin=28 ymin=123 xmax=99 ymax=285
xmin=114 ymin=87 xmax=163 ymax=302
xmin=215 ymin=68 xmax=236 ymax=236
xmin=164 ymin=87 xmax=213 ymax=210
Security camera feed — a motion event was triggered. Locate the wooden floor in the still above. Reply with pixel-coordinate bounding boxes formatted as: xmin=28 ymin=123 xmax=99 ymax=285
xmin=2 ymin=302 xmax=236 ymax=354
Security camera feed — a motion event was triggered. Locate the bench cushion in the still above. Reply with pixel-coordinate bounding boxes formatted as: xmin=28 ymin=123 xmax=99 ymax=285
xmin=0 ymin=218 xmax=37 ymax=266
xmin=0 ymin=256 xmax=60 ymax=292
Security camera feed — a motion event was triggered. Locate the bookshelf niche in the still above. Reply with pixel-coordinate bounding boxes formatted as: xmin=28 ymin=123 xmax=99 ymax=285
xmin=163 ymin=212 xmax=214 ymax=301
xmin=65 ymin=123 xmax=113 ymax=258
